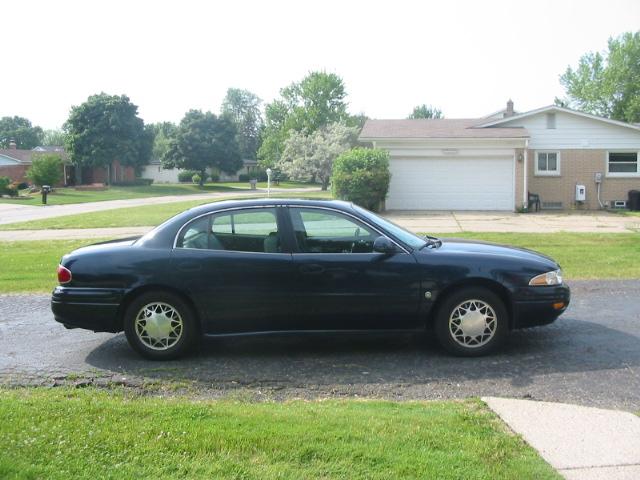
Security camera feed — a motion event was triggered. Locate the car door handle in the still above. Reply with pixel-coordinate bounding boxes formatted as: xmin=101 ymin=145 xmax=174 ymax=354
xmin=299 ymin=263 xmax=325 ymax=275
xmin=177 ymin=262 xmax=202 ymax=273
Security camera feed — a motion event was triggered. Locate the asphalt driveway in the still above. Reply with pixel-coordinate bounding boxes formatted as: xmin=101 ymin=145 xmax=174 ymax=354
xmin=0 ymin=280 xmax=638 ymax=410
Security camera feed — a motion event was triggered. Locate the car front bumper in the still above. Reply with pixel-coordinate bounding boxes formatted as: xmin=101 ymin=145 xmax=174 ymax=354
xmin=512 ymin=283 xmax=571 ymax=329
xmin=51 ymin=287 xmax=124 ymax=333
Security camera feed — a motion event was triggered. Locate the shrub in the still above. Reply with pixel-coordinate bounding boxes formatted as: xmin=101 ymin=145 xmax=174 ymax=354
xmin=112 ymin=178 xmax=154 ymax=186
xmin=332 ymin=148 xmax=391 ymax=211
xmin=0 ymin=176 xmax=10 ymax=195
xmin=238 ymin=173 xmax=250 ymax=182
xmin=209 ymin=172 xmax=220 ymax=182
xmin=191 ymin=173 xmax=202 ymax=185
xmin=16 ymin=182 xmax=29 ymax=190
xmin=178 ymin=170 xmax=199 ymax=183
xmin=26 ymin=154 xmax=63 ymax=187
xmin=6 ymin=183 xmax=19 ymax=197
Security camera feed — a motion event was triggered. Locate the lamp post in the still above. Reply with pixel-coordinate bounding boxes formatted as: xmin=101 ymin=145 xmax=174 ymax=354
xmin=266 ymin=168 xmax=272 ymax=198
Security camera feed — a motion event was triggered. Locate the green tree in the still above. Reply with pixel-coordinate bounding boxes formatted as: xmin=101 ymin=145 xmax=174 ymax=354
xmin=0 ymin=116 xmax=44 ymax=149
xmin=26 ymin=154 xmax=63 ymax=187
xmin=42 ymin=129 xmax=67 ymax=146
xmin=258 ymin=71 xmax=353 ymax=167
xmin=148 ymin=122 xmax=178 ymax=161
xmin=332 ymin=148 xmax=391 ymax=211
xmin=559 ymin=31 xmax=640 ymax=123
xmin=64 ymin=93 xmax=151 ymax=182
xmin=163 ymin=110 xmax=242 ymax=186
xmin=221 ymin=88 xmax=263 ymax=160
xmin=277 ymin=122 xmax=359 ymax=190
xmin=407 ymin=104 xmax=443 ymax=119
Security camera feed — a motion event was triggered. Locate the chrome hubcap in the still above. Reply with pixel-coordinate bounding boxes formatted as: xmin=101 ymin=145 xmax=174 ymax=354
xmin=135 ymin=302 xmax=183 ymax=350
xmin=449 ymin=299 xmax=497 ymax=348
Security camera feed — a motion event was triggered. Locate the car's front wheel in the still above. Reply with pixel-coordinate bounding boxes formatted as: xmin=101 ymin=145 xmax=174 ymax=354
xmin=123 ymin=291 xmax=198 ymax=360
xmin=434 ymin=287 xmax=508 ymax=356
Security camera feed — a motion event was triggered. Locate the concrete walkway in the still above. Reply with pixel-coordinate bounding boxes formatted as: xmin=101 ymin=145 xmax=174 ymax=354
xmin=484 ymin=397 xmax=640 ymax=480
xmin=385 ymin=211 xmax=639 ymax=233
xmin=0 ymin=187 xmax=319 ymax=226
xmin=1 ymin=210 xmax=638 ymax=241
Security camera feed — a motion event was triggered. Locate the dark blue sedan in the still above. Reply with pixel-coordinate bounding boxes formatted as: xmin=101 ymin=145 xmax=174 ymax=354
xmin=52 ymin=199 xmax=570 ymax=359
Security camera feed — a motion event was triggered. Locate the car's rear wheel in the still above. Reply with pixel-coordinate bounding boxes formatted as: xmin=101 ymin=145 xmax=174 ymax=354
xmin=123 ymin=291 xmax=198 ymax=360
xmin=434 ymin=287 xmax=508 ymax=356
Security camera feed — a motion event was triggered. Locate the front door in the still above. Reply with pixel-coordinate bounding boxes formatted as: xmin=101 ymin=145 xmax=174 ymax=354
xmin=285 ymin=207 xmax=422 ymax=331
xmin=171 ymin=207 xmax=295 ymax=334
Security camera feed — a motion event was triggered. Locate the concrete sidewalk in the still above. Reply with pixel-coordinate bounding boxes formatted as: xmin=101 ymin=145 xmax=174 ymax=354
xmin=1 ymin=210 xmax=638 ymax=241
xmin=0 ymin=187 xmax=319 ymax=226
xmin=484 ymin=397 xmax=640 ymax=479
xmin=385 ymin=211 xmax=639 ymax=233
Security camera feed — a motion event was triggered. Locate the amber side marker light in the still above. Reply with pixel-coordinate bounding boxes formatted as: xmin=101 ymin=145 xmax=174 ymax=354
xmin=57 ymin=265 xmax=72 ymax=284
xmin=553 ymin=302 xmax=565 ymax=310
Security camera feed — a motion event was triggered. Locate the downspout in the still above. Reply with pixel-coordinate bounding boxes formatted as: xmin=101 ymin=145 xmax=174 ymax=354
xmin=523 ymin=140 xmax=529 ymax=209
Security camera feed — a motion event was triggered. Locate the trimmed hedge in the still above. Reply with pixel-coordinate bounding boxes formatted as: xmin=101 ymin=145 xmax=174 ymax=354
xmin=332 ymin=148 xmax=390 ymax=211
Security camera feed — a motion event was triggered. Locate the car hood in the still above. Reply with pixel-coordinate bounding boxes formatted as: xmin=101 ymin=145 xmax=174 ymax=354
xmin=429 ymin=237 xmax=558 ymax=269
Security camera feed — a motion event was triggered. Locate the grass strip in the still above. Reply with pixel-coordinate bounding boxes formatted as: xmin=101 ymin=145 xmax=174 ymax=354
xmin=0 ymin=388 xmax=559 ymax=480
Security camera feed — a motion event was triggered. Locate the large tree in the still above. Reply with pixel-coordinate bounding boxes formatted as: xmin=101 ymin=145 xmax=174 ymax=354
xmin=559 ymin=31 xmax=640 ymax=123
xmin=407 ymin=104 xmax=443 ymax=119
xmin=277 ymin=122 xmax=359 ymax=190
xmin=149 ymin=122 xmax=178 ymax=161
xmin=163 ymin=110 xmax=242 ymax=186
xmin=258 ymin=71 xmax=356 ymax=167
xmin=0 ymin=116 xmax=44 ymax=149
xmin=41 ymin=129 xmax=67 ymax=146
xmin=221 ymin=88 xmax=263 ymax=160
xmin=64 ymin=93 xmax=151 ymax=180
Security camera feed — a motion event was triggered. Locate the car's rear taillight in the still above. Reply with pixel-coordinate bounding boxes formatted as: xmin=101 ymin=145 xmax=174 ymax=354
xmin=57 ymin=265 xmax=72 ymax=284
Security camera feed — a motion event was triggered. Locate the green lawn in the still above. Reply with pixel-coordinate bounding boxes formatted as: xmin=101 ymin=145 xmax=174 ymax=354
xmin=0 ymin=190 xmax=333 ymax=231
xmin=0 ymin=239 xmax=104 ymax=292
xmin=0 ymin=232 xmax=637 ymax=293
xmin=437 ymin=232 xmax=640 ymax=280
xmin=0 ymin=181 xmax=317 ymax=206
xmin=0 ymin=388 xmax=558 ymax=480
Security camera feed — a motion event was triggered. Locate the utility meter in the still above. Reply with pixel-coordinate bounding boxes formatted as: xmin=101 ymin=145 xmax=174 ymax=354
xmin=575 ymin=185 xmax=586 ymax=202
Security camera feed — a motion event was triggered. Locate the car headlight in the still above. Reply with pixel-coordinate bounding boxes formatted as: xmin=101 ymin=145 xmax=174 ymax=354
xmin=529 ymin=269 xmax=563 ymax=286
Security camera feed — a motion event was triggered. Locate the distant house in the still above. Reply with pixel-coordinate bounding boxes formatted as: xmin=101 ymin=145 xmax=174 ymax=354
xmin=141 ymin=158 xmax=260 ymax=183
xmin=360 ymin=101 xmax=640 ymax=211
xmin=0 ymin=141 xmax=135 ymax=186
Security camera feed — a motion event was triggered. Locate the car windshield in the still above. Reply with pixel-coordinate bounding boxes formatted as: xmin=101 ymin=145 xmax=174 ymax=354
xmin=353 ymin=205 xmax=427 ymax=250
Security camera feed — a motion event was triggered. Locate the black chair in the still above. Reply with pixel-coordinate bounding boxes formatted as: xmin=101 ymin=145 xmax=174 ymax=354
xmin=528 ymin=191 xmax=541 ymax=212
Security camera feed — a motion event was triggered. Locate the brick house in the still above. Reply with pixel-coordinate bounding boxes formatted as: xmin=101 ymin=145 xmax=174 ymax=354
xmin=0 ymin=141 xmax=135 ymax=186
xmin=359 ymin=102 xmax=640 ymax=211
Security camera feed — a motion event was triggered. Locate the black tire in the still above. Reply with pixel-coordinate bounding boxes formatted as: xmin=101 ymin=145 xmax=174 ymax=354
xmin=123 ymin=290 xmax=198 ymax=360
xmin=434 ymin=287 xmax=508 ymax=357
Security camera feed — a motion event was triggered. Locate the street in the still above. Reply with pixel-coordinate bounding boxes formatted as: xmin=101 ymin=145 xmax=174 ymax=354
xmin=1 ymin=280 xmax=639 ymax=410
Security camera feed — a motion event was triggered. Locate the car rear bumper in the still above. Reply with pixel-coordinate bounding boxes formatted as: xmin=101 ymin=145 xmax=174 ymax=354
xmin=512 ymin=283 xmax=571 ymax=329
xmin=51 ymin=287 xmax=124 ymax=333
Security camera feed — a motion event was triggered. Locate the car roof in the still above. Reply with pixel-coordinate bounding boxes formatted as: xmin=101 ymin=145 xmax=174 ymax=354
xmin=187 ymin=198 xmax=355 ymax=215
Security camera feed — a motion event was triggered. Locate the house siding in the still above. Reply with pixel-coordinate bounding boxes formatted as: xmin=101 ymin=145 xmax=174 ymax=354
xmin=499 ymin=111 xmax=640 ymax=150
xmin=0 ymin=165 xmax=30 ymax=183
xmin=526 ymin=149 xmax=639 ymax=210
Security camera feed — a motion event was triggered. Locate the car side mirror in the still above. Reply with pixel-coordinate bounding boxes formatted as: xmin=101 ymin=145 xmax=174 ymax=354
xmin=373 ymin=236 xmax=397 ymax=254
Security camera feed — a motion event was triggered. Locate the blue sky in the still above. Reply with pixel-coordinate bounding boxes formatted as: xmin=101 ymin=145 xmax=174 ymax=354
xmin=3 ymin=0 xmax=639 ymax=129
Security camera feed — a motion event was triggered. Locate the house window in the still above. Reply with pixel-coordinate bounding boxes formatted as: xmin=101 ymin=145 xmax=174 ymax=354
xmin=546 ymin=113 xmax=556 ymax=129
xmin=607 ymin=152 xmax=639 ymax=176
xmin=535 ymin=151 xmax=560 ymax=176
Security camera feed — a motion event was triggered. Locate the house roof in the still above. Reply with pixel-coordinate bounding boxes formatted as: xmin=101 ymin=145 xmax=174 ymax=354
xmin=0 ymin=149 xmax=33 ymax=163
xmin=0 ymin=147 xmax=67 ymax=165
xmin=476 ymin=105 xmax=640 ymax=132
xmin=359 ymin=119 xmax=529 ymax=140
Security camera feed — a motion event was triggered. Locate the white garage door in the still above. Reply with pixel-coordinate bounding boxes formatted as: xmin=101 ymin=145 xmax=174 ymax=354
xmin=386 ymin=156 xmax=514 ymax=210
